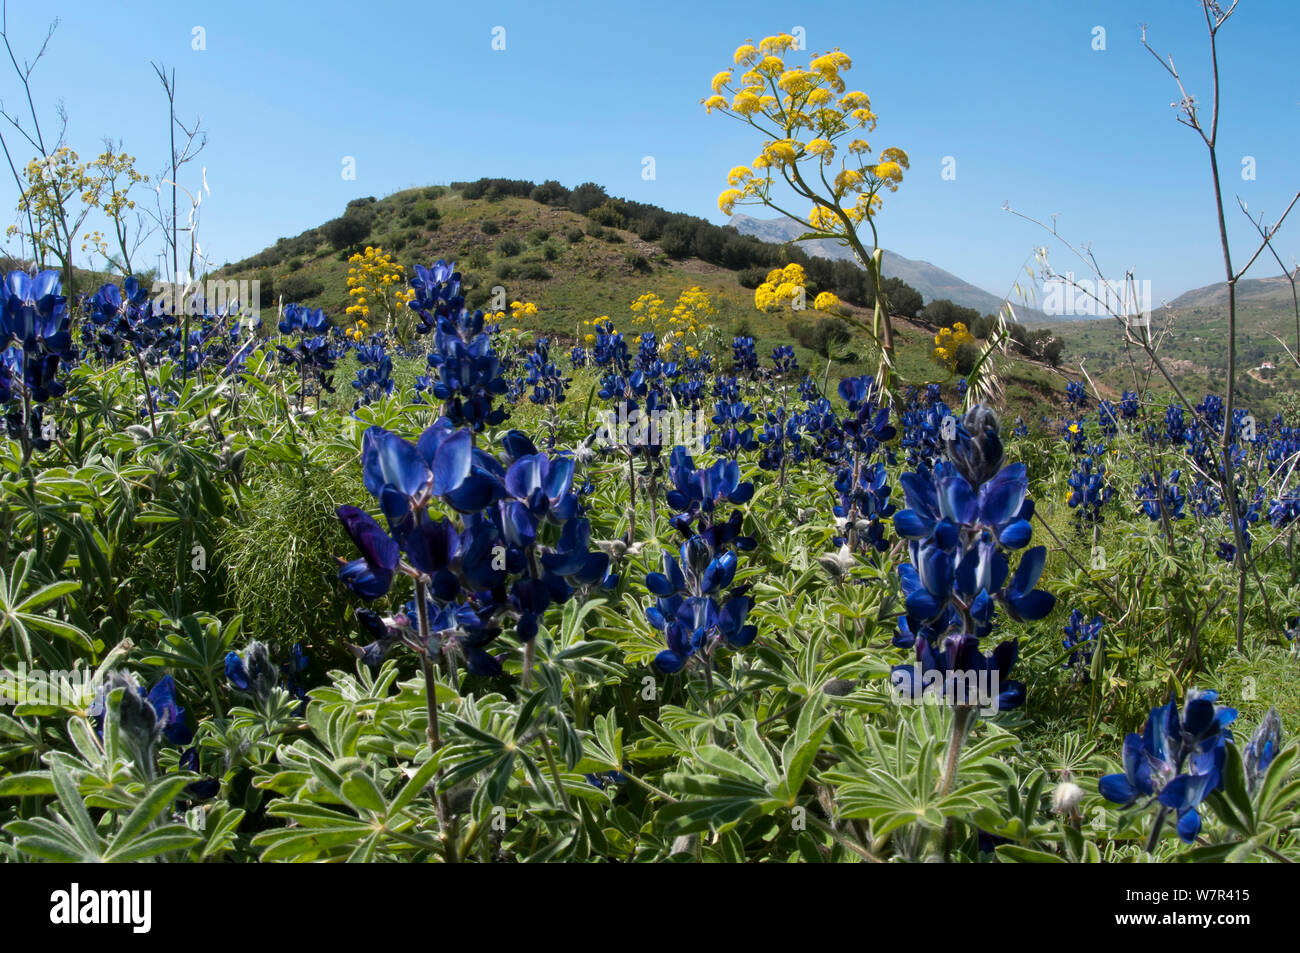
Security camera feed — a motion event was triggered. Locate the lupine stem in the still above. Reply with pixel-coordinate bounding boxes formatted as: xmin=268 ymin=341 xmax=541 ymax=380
xmin=939 ymin=705 xmax=975 ymax=798
xmin=626 ymin=452 xmax=638 ymax=543
xmin=414 ymin=578 xmax=457 ymax=863
xmin=133 ymin=350 xmax=158 ymax=436
xmin=935 ymin=704 xmax=976 ymax=863
xmin=521 ymin=639 xmax=535 ymax=692
xmin=1146 ymin=807 xmax=1170 ymax=853
xmin=541 ymin=732 xmax=571 ymax=811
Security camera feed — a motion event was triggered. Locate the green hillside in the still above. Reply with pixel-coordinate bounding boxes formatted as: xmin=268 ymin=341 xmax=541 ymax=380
xmin=211 ymin=181 xmax=1085 ymax=424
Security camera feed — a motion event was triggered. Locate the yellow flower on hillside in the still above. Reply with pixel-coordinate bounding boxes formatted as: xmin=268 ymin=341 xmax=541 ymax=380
xmin=345 ymin=245 xmax=415 ymax=343
xmin=931 ymin=322 xmax=974 ymax=370
xmin=814 ymin=291 xmax=842 ymax=313
xmin=626 ymin=288 xmax=713 ymax=358
xmin=509 ymin=300 xmax=539 ymax=321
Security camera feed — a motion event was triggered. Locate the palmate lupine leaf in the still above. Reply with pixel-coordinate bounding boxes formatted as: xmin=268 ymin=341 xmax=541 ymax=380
xmin=4 ymin=762 xmax=199 ymax=862
xmin=0 ymin=551 xmax=91 ymax=656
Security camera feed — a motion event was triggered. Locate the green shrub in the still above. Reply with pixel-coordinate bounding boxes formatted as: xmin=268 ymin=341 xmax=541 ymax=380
xmin=790 ymin=316 xmax=855 ymax=361
xmin=530 ymin=180 xmax=569 ymax=205
xmin=276 ymin=273 xmax=323 ymax=302
xmin=566 ymin=181 xmax=608 ymax=214
xmin=322 ymin=203 xmax=375 ymax=250
xmin=955 ymin=339 xmax=982 ymax=375
xmin=518 ymin=263 xmax=552 ymax=281
xmin=220 ymin=455 xmax=357 ymax=652
xmin=588 ymin=200 xmax=627 ymax=229
xmin=407 ymin=199 xmax=440 ymax=228
xmin=255 ymin=270 xmax=276 ymax=307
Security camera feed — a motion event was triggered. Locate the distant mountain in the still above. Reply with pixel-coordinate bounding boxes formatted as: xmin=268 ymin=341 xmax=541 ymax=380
xmin=1169 ymin=274 xmax=1299 ymax=312
xmin=730 ymin=214 xmax=1047 ymax=320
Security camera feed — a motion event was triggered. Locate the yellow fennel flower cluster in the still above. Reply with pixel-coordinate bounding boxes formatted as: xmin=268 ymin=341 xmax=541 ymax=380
xmin=704 ymin=35 xmax=908 ymax=234
xmin=932 ymin=322 xmax=974 ymax=369
xmin=628 ymin=292 xmax=664 ymax=326
xmin=813 ymin=291 xmax=843 ymax=314
xmin=346 ymin=246 xmax=414 ymax=341
xmin=754 ymin=263 xmax=807 ymax=312
xmin=629 ymin=288 xmax=716 ymax=356
xmin=509 ymin=300 xmax=539 ymax=321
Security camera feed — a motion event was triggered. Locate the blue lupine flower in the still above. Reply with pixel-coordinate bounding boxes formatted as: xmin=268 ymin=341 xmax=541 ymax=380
xmin=178 ymin=747 xmax=221 ymax=800
xmin=1067 ymin=455 xmax=1113 ymax=526
xmin=585 ymin=769 xmax=629 ymax=790
xmin=1165 ymin=405 xmax=1186 ymax=445
xmin=941 ymin=403 xmax=1004 ymax=487
xmin=225 ymin=641 xmax=279 ymax=704
xmin=1136 ymin=470 xmax=1185 ymax=521
xmin=1062 ymin=609 xmax=1102 ymax=673
xmin=895 ymin=461 xmax=1032 ymax=549
xmin=425 ymin=330 xmax=509 ymax=430
xmin=833 ymin=461 xmax=895 ymax=552
xmin=1196 ymin=394 xmax=1224 ymax=432
xmin=1268 ymin=492 xmax=1300 ymax=529
xmin=351 ymin=345 xmax=394 ymax=410
xmin=1120 ymin=390 xmax=1139 ymax=419
xmin=1099 ymin=690 xmax=1237 ymax=843
xmin=276 ymin=304 xmax=337 ymax=408
xmin=647 ymin=446 xmax=758 ymax=676
xmin=1244 ymin=709 xmax=1281 ymax=794
xmin=88 ymin=672 xmax=191 ymax=751
xmin=891 ymin=634 xmax=1025 ymax=711
xmin=732 ymin=335 xmax=758 ymax=377
xmin=279 ymin=302 xmax=329 ymax=335
xmin=770 ymin=344 xmax=796 ymax=375
xmin=709 ymin=399 xmax=759 ymax=456
xmin=521 ymin=337 xmax=570 ymax=406
xmin=1 ymin=270 xmax=72 ymax=447
xmin=337 ymin=504 xmax=402 ymax=598
xmin=890 ymin=405 xmax=1047 ymax=712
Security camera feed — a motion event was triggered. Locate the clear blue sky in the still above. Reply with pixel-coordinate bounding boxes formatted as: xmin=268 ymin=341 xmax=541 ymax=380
xmin=1 ymin=0 xmax=1297 ymax=304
